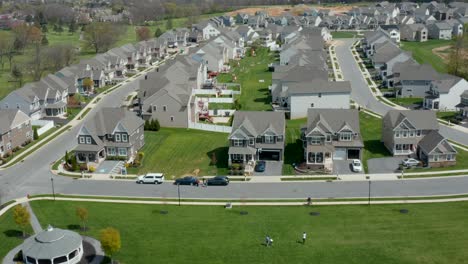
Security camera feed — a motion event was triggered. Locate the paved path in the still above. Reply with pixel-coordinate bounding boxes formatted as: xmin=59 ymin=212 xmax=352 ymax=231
xmin=23 ymin=202 xmax=42 ymax=234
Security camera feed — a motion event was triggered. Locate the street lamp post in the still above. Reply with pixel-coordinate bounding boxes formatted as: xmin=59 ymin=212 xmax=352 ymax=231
xmin=51 ymin=177 xmax=55 ymax=201
xmin=368 ymin=180 xmax=371 ymax=206
xmin=177 ymin=183 xmax=181 ymax=206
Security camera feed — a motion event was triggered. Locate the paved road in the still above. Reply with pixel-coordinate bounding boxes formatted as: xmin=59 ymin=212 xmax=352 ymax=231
xmin=335 ymin=39 xmax=468 ymax=146
xmin=1 ymin=43 xmax=468 ymax=203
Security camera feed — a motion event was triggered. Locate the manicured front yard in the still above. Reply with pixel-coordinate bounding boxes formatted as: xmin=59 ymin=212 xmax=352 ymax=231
xmin=0 ymin=208 xmax=32 ymax=259
xmin=359 ymin=112 xmax=392 ymax=172
xmin=217 ymin=47 xmax=275 ymax=111
xmin=283 ymin=118 xmax=306 ymax=175
xmin=20 ymin=200 xmax=468 ymax=264
xmin=400 ymin=40 xmax=452 ymax=73
xmin=331 ymin=31 xmax=360 ymax=38
xmin=127 ymin=129 xmax=228 ymax=177
xmin=388 ymin=97 xmax=423 ymax=107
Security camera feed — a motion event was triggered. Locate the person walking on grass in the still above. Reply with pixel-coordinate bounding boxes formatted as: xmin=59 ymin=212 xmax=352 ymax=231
xmin=265 ymin=235 xmax=271 ymax=247
xmin=302 ymin=232 xmax=307 ymax=244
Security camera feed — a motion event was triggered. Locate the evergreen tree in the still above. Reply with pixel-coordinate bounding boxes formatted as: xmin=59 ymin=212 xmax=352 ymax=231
xmin=41 ymin=24 xmax=48 ymax=33
xmin=154 ymin=119 xmax=160 ymax=131
xmin=166 ymin=18 xmax=173 ymax=30
xmin=71 ymin=155 xmax=78 ymax=171
xmin=69 ymin=20 xmax=76 ymax=33
xmin=154 ymin=27 xmax=163 ymax=38
xmin=33 ymin=127 xmax=39 ymax=140
xmin=144 ymin=119 xmax=149 ymax=130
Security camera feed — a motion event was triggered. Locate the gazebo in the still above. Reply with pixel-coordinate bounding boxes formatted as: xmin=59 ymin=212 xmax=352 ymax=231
xmin=21 ymin=225 xmax=84 ymax=264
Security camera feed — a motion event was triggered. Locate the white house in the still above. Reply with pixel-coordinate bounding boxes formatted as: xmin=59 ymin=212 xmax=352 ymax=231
xmin=193 ymin=21 xmax=221 ymax=40
xmin=424 ymin=77 xmax=468 ymax=111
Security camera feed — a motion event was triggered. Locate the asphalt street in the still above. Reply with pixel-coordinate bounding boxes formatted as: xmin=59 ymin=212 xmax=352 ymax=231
xmin=0 ymin=43 xmax=467 ymax=203
xmin=334 ymin=39 xmax=468 ymax=146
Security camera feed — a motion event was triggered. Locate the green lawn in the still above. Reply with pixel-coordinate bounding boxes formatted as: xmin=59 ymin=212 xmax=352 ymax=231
xmin=283 ymin=118 xmax=306 ymax=175
xmin=128 ymin=129 xmax=229 ymax=178
xmin=388 ymin=97 xmax=423 ymax=107
xmin=360 ymin=112 xmax=392 ymax=172
xmin=400 ymin=40 xmax=452 ymax=73
xmin=217 ymin=47 xmax=275 ymax=111
xmin=331 ymin=31 xmax=360 ymax=38
xmin=22 ymin=200 xmax=468 ymax=264
xmin=0 ymin=207 xmax=33 ymax=259
xmin=208 ymin=102 xmax=235 ymax=110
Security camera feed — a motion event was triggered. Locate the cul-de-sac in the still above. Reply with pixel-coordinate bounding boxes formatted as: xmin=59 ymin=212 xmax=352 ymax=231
xmin=1 ymin=0 xmax=468 ymax=263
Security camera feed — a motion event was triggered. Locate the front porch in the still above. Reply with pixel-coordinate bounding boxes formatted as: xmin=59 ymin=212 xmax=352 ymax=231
xmin=423 ymin=94 xmax=440 ymax=110
xmin=392 ymin=143 xmax=417 ymax=156
xmin=76 ymin=149 xmax=106 ymax=164
xmin=45 ymin=102 xmax=67 ymax=117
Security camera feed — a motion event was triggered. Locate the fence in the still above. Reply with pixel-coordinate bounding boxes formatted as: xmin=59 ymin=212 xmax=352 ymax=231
xmin=208 ymin=98 xmax=234 ymax=103
xmin=32 ymin=120 xmax=55 ymax=136
xmin=189 ymin=122 xmax=232 ymax=133
xmin=209 ymin=109 xmax=236 ymax=117
xmin=193 ymin=89 xmax=241 ymax=96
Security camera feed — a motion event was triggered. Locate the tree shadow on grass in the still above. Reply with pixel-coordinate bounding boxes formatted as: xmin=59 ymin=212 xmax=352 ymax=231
xmin=3 ymin=229 xmax=22 ymax=238
xmin=67 ymin=224 xmax=81 ymax=231
xmin=206 ymin=147 xmax=229 ymax=174
xmin=283 ymin=139 xmax=304 ymax=171
xmin=364 ymin=140 xmax=392 ymax=157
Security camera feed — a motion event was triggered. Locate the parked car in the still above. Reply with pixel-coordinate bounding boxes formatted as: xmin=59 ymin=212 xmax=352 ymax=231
xmin=402 ymin=158 xmax=420 ymax=168
xmin=255 ymin=161 xmax=266 ymax=172
xmin=351 ymin=159 xmax=363 ymax=172
xmin=206 ymin=176 xmax=229 ymax=186
xmin=136 ymin=173 xmax=165 ymax=184
xmin=174 ymin=176 xmax=200 ymax=186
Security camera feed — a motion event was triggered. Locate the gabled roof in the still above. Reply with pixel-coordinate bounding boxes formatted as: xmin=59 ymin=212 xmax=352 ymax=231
xmin=81 ymin=108 xmax=143 ymax=137
xmin=431 ymin=76 xmax=463 ymax=93
xmin=0 ymin=109 xmax=30 ymax=134
xmin=305 ymin=109 xmax=361 ymax=136
xmin=418 ymin=130 xmax=457 ymax=155
xmin=384 ymin=110 xmax=439 ymax=130
xmin=394 ymin=63 xmax=440 ymax=81
xmin=230 ymin=111 xmax=285 ymax=138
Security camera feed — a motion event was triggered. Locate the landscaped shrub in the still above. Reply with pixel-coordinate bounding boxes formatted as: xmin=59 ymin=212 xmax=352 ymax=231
xmin=88 ymin=166 xmax=96 ymax=173
xmin=79 ymin=163 xmax=88 ymax=171
xmin=33 ymin=127 xmax=39 ymax=140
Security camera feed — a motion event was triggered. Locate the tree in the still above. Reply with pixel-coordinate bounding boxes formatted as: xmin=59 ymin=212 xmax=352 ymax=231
xmin=43 ymin=44 xmax=76 ymax=72
xmin=33 ymin=127 xmax=39 ymax=140
xmin=152 ymin=119 xmax=160 ymax=131
xmin=0 ymin=31 xmax=14 ymax=70
xmin=11 ymin=64 xmax=23 ymax=87
xmin=82 ymin=78 xmax=94 ymax=94
xmin=154 ymin=27 xmax=163 ymax=38
xmin=41 ymin=35 xmax=49 ymax=46
xmin=13 ymin=205 xmax=30 ymax=237
xmin=100 ymin=227 xmax=121 ymax=264
xmin=136 ymin=26 xmax=151 ymax=41
xmin=76 ymin=207 xmax=89 ymax=231
xmin=70 ymin=155 xmax=78 ymax=171
xmin=65 ymin=150 xmax=69 ymax=164
xmin=144 ymin=119 xmax=150 ymax=130
xmin=29 ymin=26 xmax=45 ymax=81
xmin=83 ymin=22 xmax=123 ymax=54
xmin=68 ymin=19 xmax=77 ymax=33
xmin=41 ymin=24 xmax=48 ymax=33
xmin=166 ymin=18 xmax=173 ymax=30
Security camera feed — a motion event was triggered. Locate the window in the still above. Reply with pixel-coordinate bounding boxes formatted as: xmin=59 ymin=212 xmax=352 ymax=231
xmin=16 ymin=103 xmax=19 ymax=109
xmin=122 ymin=134 xmax=128 ymax=142
xmin=69 ymin=250 xmax=78 ymax=260
xmin=277 ymin=135 xmax=283 ymax=142
xmin=53 ymin=256 xmax=68 ymax=264
xmin=447 ymin=154 xmax=454 ymax=161
xmin=79 ymin=137 xmax=85 ymax=144
xmin=340 ymin=133 xmax=352 ymax=141
xmin=395 ymin=131 xmax=400 ymax=138
xmin=118 ymin=148 xmax=127 ymax=156
xmin=115 ymin=134 xmax=121 ymax=142
xmin=409 ymin=130 xmax=415 ymax=137
xmin=249 ymin=138 xmax=254 ymax=146
xmin=310 ymin=103 xmax=314 ymax=107
xmin=86 ymin=137 xmax=91 ymax=144
xmin=153 ymin=106 xmax=157 ymax=112
xmin=310 ymin=136 xmax=321 ymax=145
xmin=163 ymin=105 xmax=167 ymax=112
xmin=416 ymin=130 xmax=422 ymax=137
xmin=265 ymin=135 xmax=275 ymax=144
xmin=326 ymin=134 xmax=332 ymax=142
xmin=170 ymin=116 xmax=174 ymax=122
xmin=108 ymin=147 xmax=116 ymax=156
xmin=318 ymin=93 xmax=322 ymax=98
xmin=433 ymin=155 xmax=439 ymax=162
xmin=231 ymin=154 xmax=243 ymax=161
xmin=402 ymin=131 xmax=408 ymax=138
xmin=233 ymin=139 xmax=243 ymax=147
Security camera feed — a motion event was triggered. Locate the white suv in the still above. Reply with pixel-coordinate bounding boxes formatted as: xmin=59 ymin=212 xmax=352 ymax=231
xmin=136 ymin=173 xmax=165 ymax=184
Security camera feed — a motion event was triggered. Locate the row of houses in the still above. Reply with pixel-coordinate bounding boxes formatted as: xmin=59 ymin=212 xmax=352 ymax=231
xmin=362 ymin=28 xmax=468 ymax=113
xmin=227 ymin=108 xmax=457 ymax=172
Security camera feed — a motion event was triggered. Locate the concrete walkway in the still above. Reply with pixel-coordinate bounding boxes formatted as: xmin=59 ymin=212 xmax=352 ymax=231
xmin=23 ymin=202 xmax=42 ymax=234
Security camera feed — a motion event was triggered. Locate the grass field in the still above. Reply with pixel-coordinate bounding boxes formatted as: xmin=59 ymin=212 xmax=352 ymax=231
xmin=359 ymin=112 xmax=392 ymax=172
xmin=400 ymin=40 xmax=452 ymax=73
xmin=283 ymin=118 xmax=306 ymax=175
xmin=19 ymin=200 xmax=468 ymax=264
xmin=331 ymin=31 xmax=360 ymax=38
xmin=127 ymin=128 xmax=229 ymax=177
xmin=388 ymin=97 xmax=423 ymax=107
xmin=217 ymin=47 xmax=275 ymax=111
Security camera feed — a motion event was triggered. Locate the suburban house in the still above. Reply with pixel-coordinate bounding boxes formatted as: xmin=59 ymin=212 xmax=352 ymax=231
xmin=445 ymin=19 xmax=464 ymax=37
xmin=75 ymin=108 xmax=145 ymax=164
xmin=361 ymin=30 xmax=393 ymax=57
xmin=235 ymin=25 xmax=259 ymax=44
xmin=382 ymin=110 xmax=457 ymax=167
xmin=192 ymin=42 xmax=228 ymax=73
xmin=393 ymin=61 xmax=441 ymax=97
xmin=371 ymin=40 xmax=413 ymax=87
xmin=159 ymin=28 xmax=189 ymax=48
xmin=423 ymin=76 xmax=468 ymax=111
xmin=427 ymin=22 xmax=453 ymax=40
xmin=0 ymin=109 xmax=33 ymax=158
xmin=136 ymin=57 xmax=207 ymax=128
xmin=107 ymin=44 xmax=139 ymax=71
xmin=456 ymin=90 xmax=468 ymax=119
xmin=400 ymin=24 xmax=428 ymax=42
xmin=192 ymin=21 xmax=221 ymax=40
xmin=301 ymin=109 xmax=364 ymax=172
xmin=228 ymin=111 xmax=285 ymax=166
xmin=235 ymin=13 xmax=249 ymax=24
xmin=378 ymin=25 xmax=401 ymax=43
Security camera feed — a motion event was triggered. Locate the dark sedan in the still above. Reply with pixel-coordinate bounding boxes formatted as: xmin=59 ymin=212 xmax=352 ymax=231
xmin=174 ymin=176 xmax=200 ymax=186
xmin=255 ymin=161 xmax=266 ymax=172
xmin=206 ymin=176 xmax=229 ymax=186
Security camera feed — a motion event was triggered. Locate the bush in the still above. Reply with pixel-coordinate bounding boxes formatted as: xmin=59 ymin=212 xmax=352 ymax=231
xmin=70 ymin=157 xmax=78 ymax=171
xmin=88 ymin=166 xmax=96 ymax=173
xmin=12 ymin=146 xmax=20 ymax=152
xmin=79 ymin=163 xmax=88 ymax=171
xmin=33 ymin=127 xmax=39 ymax=140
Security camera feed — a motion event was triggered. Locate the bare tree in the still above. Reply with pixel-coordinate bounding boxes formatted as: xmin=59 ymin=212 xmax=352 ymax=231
xmin=43 ymin=44 xmax=76 ymax=72
xmin=83 ymin=22 xmax=123 ymax=53
xmin=136 ymin=26 xmax=151 ymax=41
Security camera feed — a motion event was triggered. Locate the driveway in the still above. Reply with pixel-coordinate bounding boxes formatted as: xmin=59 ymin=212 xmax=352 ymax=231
xmin=96 ymin=161 xmax=122 ymax=174
xmin=368 ymin=157 xmax=403 ymax=174
xmin=254 ymin=161 xmax=283 ymax=176
xmin=333 ymin=160 xmax=355 ymax=175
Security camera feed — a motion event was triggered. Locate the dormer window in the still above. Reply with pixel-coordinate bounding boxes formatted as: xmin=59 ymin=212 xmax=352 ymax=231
xmin=122 ymin=134 xmax=128 ymax=142
xmin=115 ymin=134 xmax=121 ymax=142
xmin=340 ymin=132 xmax=352 ymax=141
xmin=86 ymin=137 xmax=92 ymax=144
xmin=326 ymin=134 xmax=332 ymax=142
xmin=79 ymin=136 xmax=85 ymax=144
xmin=233 ymin=139 xmax=243 ymax=147
xmin=265 ymin=135 xmax=275 ymax=144
xmin=249 ymin=138 xmax=254 ymax=146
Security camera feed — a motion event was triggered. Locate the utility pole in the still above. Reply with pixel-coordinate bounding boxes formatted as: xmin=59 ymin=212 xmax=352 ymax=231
xmin=177 ymin=183 xmax=181 ymax=206
xmin=368 ymin=180 xmax=371 ymax=206
xmin=51 ymin=177 xmax=55 ymax=201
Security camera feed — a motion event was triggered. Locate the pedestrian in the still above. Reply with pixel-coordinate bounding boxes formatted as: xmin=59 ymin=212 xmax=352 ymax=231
xmin=307 ymin=197 xmax=312 ymax=206
xmin=302 ymin=232 xmax=307 ymax=244
xmin=265 ymin=235 xmax=270 ymax=247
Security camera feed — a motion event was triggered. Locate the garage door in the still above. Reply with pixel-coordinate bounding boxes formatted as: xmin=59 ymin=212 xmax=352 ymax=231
xmin=259 ymin=150 xmax=281 ymax=161
xmin=347 ymin=149 xmax=360 ymax=160
xmin=334 ymin=148 xmax=346 ymax=160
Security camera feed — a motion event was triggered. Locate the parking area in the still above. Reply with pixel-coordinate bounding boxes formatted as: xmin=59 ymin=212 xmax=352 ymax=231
xmin=254 ymin=161 xmax=283 ymax=176
xmin=368 ymin=157 xmax=403 ymax=174
xmin=333 ymin=160 xmax=356 ymax=175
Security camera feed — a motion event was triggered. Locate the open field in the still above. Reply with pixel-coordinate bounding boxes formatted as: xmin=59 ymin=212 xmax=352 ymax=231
xmin=400 ymin=40 xmax=452 ymax=73
xmin=15 ymin=200 xmax=468 ymax=264
xmin=127 ymin=128 xmax=228 ymax=178
xmin=226 ymin=4 xmax=360 ymax=17
xmin=217 ymin=47 xmax=274 ymax=111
